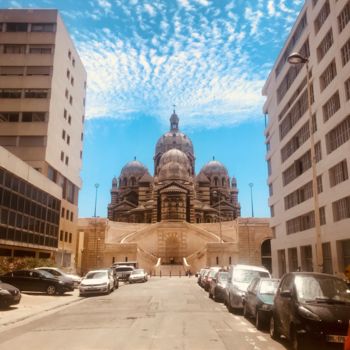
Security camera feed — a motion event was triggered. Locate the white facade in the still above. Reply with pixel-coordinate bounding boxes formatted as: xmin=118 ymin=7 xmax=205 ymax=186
xmin=263 ymin=0 xmax=350 ymax=277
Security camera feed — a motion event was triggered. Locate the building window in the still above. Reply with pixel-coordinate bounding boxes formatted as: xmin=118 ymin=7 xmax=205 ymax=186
xmin=340 ymin=239 xmax=350 ymax=270
xmin=18 ymin=136 xmax=46 ymax=147
xmin=69 ymin=233 xmax=72 ymax=243
xmin=341 ymin=38 xmax=350 ymax=66
xmin=65 ymin=89 xmax=68 ymax=98
xmin=333 ymin=196 xmax=350 ymax=222
xmin=64 ymin=231 xmax=68 ymax=242
xmin=69 ymin=96 xmax=73 ymax=105
xmin=31 ymin=23 xmax=55 ymax=32
xmin=0 ymin=89 xmax=21 ymax=98
xmin=22 ymin=112 xmax=46 ymax=122
xmin=62 ymin=130 xmax=66 ymax=140
xmin=67 ymin=135 xmax=70 ymax=145
xmin=28 ymin=45 xmax=53 ymax=54
xmin=345 ymin=77 xmax=350 ymax=100
xmin=301 ymin=245 xmax=313 ymax=272
xmin=338 ymin=1 xmax=350 ymax=33
xmin=286 ymin=207 xmax=326 ymax=234
xmin=0 ymin=66 xmax=24 ymax=75
xmin=326 ymin=115 xmax=350 ymax=154
xmin=70 ymin=212 xmax=73 ymax=221
xmin=329 ymin=159 xmax=349 ymax=187
xmin=275 ymin=13 xmax=307 ymax=77
xmin=0 ymin=112 xmax=20 ymax=122
xmin=317 ymin=29 xmax=333 ymax=62
xmin=66 ymin=69 xmax=70 ymax=78
xmin=65 ymin=156 xmax=69 ymax=165
xmin=314 ymin=0 xmax=330 ymax=34
xmin=60 ymin=230 xmax=63 ymax=241
xmin=3 ymin=44 xmax=26 ymax=53
xmin=71 ymin=77 xmax=74 ymax=86
xmin=61 ymin=207 xmax=65 ymax=218
xmin=26 ymin=66 xmax=51 ymax=76
xmin=66 ymin=210 xmax=70 ymax=220
xmin=288 ymin=248 xmax=298 ymax=272
xmin=269 ymin=183 xmax=273 ymax=196
xmin=322 ymin=242 xmax=333 ymax=274
xmin=72 ymin=59 xmax=75 ymax=67
xmin=60 ymin=151 xmax=64 ymax=161
xmin=270 ymin=205 xmax=275 ymax=217
xmin=320 ymin=60 xmax=337 ymax=91
xmin=323 ymin=91 xmax=340 ymax=122
xmin=81 ymin=133 xmax=84 ymax=141
xmin=68 ymin=115 xmax=71 ymax=124
xmin=68 ymin=50 xmax=71 ymax=59
xmin=6 ymin=23 xmax=28 ymax=32
xmin=63 ymin=109 xmax=67 ymax=119
xmin=24 ymin=89 xmax=48 ymax=98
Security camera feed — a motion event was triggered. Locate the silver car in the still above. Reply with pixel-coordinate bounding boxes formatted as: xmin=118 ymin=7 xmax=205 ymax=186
xmin=128 ymin=269 xmax=148 ymax=283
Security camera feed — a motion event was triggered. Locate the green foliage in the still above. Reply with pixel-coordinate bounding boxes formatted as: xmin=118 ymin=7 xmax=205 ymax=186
xmin=0 ymin=257 xmax=56 ymax=276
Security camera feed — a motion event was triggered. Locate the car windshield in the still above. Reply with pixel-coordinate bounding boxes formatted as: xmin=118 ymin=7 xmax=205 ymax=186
xmin=295 ymin=275 xmax=350 ymax=303
xmin=233 ymin=269 xmax=270 ymax=283
xmin=260 ymin=280 xmax=279 ymax=294
xmin=43 ymin=269 xmax=62 ymax=277
xmin=86 ymin=272 xmax=107 ymax=279
xmin=218 ymin=272 xmax=228 ymax=281
xmin=132 ymin=269 xmax=144 ymax=274
xmin=209 ymin=269 xmax=218 ymax=277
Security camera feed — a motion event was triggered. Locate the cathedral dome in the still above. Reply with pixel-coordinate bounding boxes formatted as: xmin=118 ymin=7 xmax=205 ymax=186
xmin=200 ymin=160 xmax=228 ymax=177
xmin=155 ymin=111 xmax=194 ymax=157
xmin=120 ymin=160 xmax=148 ymax=178
xmin=158 ymin=149 xmax=191 ymax=181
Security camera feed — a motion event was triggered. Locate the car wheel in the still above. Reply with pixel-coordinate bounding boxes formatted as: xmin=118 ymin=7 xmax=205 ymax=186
xmin=255 ymin=310 xmax=264 ymax=330
xmin=291 ymin=326 xmax=305 ymax=350
xmin=0 ymin=299 xmax=10 ymax=309
xmin=270 ymin=315 xmax=280 ymax=340
xmin=243 ymin=303 xmax=249 ymax=318
xmin=46 ymin=285 xmax=56 ymax=295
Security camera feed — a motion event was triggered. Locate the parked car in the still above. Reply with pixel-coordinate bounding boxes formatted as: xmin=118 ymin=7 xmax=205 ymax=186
xmin=35 ymin=267 xmax=81 ymax=288
xmin=203 ymin=267 xmax=222 ymax=291
xmin=244 ymin=277 xmax=279 ymax=329
xmin=0 ymin=269 xmax=74 ymax=295
xmin=0 ymin=281 xmax=21 ymax=308
xmin=79 ymin=269 xmax=115 ymax=296
xmin=128 ymin=269 xmax=148 ymax=283
xmin=198 ymin=268 xmax=209 ymax=287
xmin=112 ymin=265 xmax=135 ymax=281
xmin=270 ymin=272 xmax=350 ymax=350
xmin=225 ymin=264 xmax=271 ymax=313
xmin=208 ymin=271 xmax=228 ymax=302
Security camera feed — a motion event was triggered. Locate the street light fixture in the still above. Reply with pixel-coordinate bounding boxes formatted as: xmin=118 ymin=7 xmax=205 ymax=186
xmin=93 ymin=183 xmax=100 ymax=268
xmin=94 ymin=183 xmax=99 ymax=217
xmin=213 ymin=191 xmax=223 ymax=244
xmin=248 ymin=183 xmax=254 ymax=218
xmin=287 ymin=52 xmax=323 ymax=272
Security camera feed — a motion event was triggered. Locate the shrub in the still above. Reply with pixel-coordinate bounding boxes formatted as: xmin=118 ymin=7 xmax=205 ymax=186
xmin=0 ymin=257 xmax=56 ymax=275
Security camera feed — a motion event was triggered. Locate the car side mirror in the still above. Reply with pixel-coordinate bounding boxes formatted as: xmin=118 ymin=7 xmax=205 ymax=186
xmin=280 ymin=290 xmax=292 ymax=298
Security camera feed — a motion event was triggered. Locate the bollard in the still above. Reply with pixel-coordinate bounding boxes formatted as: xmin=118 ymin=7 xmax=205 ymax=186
xmin=179 ymin=270 xmax=181 ymax=278
xmin=170 ymin=271 xmax=171 ymax=277
xmin=160 ymin=270 xmax=162 ymax=277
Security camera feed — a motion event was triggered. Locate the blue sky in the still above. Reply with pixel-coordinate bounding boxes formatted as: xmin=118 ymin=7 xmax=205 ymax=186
xmin=3 ymin=0 xmax=304 ymax=218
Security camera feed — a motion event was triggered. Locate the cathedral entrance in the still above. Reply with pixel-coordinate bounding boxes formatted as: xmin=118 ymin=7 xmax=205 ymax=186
xmin=164 ymin=235 xmax=180 ymax=264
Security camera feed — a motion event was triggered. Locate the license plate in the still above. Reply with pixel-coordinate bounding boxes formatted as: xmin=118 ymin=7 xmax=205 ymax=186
xmin=326 ymin=335 xmax=347 ymax=343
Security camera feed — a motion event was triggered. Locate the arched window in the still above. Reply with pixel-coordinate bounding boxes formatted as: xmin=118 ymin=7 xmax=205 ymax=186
xmin=125 ymin=256 xmax=128 ymax=262
xmin=222 ymin=178 xmax=226 ymax=187
xmin=216 ymin=256 xmax=219 ymax=265
xmin=130 ymin=177 xmax=136 ymax=187
xmin=214 ymin=177 xmax=218 ymax=186
xmin=123 ymin=177 xmax=127 ymax=186
xmin=229 ymin=256 xmax=232 ymax=265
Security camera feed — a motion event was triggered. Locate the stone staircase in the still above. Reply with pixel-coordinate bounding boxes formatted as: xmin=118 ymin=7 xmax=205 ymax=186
xmin=153 ymin=264 xmax=188 ymax=277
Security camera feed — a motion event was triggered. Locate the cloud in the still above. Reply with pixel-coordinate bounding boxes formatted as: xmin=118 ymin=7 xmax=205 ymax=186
xmin=68 ymin=0 xmax=303 ymax=129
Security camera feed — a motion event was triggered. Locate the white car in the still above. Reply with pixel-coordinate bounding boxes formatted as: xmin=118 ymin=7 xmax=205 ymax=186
xmin=128 ymin=269 xmax=148 ymax=283
xmin=79 ymin=269 xmax=114 ymax=296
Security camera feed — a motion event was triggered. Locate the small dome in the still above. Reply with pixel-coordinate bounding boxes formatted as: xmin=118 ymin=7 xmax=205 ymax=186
xmin=200 ymin=160 xmax=228 ymax=177
xmin=158 ymin=149 xmax=191 ymax=181
xmin=120 ymin=160 xmax=148 ymax=178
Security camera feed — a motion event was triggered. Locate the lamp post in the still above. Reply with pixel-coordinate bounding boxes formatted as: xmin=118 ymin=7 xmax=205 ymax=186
xmin=213 ymin=191 xmax=223 ymax=244
xmin=93 ymin=183 xmax=99 ymax=268
xmin=287 ymin=52 xmax=323 ymax=272
xmin=248 ymin=183 xmax=254 ymax=217
xmin=94 ymin=183 xmax=99 ymax=217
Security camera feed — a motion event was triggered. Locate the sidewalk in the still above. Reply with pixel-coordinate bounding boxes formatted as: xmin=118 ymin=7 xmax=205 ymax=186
xmin=0 ymin=289 xmax=82 ymax=329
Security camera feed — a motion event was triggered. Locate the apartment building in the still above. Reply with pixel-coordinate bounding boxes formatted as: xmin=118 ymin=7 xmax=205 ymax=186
xmin=0 ymin=9 xmax=86 ymax=268
xmin=263 ymin=0 xmax=350 ymax=277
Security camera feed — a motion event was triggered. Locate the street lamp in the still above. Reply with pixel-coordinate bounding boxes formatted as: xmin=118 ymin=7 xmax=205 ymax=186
xmin=287 ymin=52 xmax=323 ymax=272
xmin=93 ymin=183 xmax=99 ymax=217
xmin=248 ymin=183 xmax=254 ymax=217
xmin=213 ymin=191 xmax=223 ymax=244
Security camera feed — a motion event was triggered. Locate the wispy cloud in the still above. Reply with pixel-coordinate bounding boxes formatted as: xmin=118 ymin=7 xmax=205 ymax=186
xmin=62 ymin=0 xmax=303 ymax=128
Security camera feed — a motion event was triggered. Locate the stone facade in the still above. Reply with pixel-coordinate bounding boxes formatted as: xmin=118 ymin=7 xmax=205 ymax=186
xmin=108 ymin=111 xmax=241 ymax=224
xmin=77 ymin=218 xmax=272 ymax=275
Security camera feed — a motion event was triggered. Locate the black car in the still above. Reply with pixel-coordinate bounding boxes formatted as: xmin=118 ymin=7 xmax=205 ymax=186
xmin=244 ymin=277 xmax=279 ymax=329
xmin=0 ymin=281 xmax=21 ymax=308
xmin=1 ymin=269 xmax=74 ymax=295
xmin=270 ymin=272 xmax=350 ymax=350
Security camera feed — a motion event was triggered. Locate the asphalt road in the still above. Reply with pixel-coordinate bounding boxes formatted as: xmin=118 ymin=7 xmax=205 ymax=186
xmin=0 ymin=277 xmax=288 ymax=350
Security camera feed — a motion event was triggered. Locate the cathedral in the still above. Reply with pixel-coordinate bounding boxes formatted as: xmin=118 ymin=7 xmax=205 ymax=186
xmin=108 ymin=110 xmax=241 ymax=224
